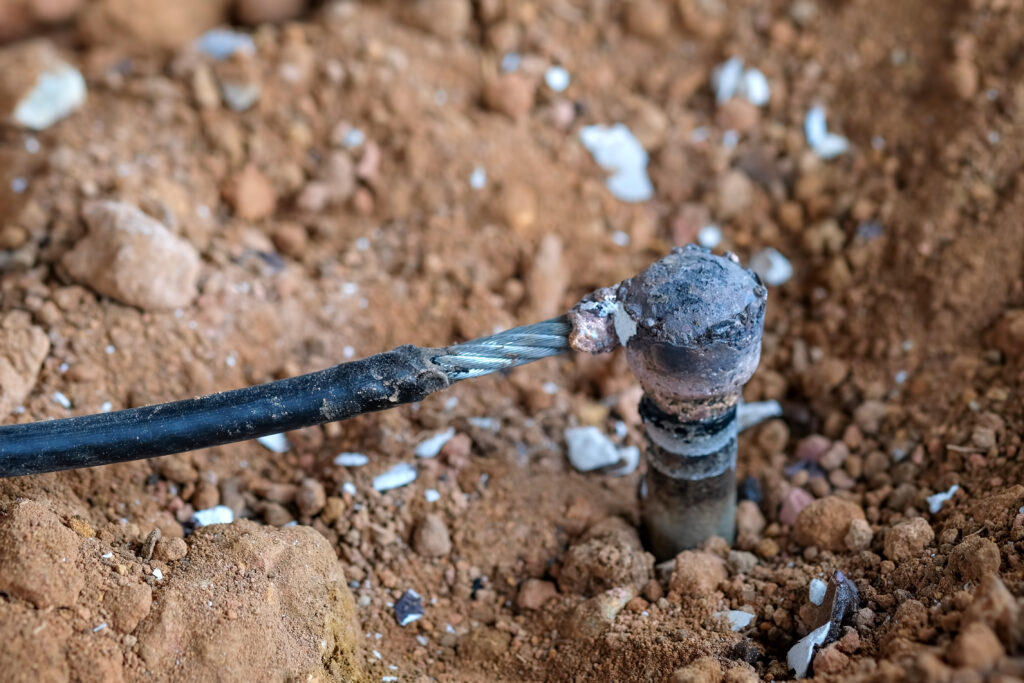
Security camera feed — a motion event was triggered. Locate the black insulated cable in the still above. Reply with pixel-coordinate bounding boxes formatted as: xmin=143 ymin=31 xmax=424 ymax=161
xmin=0 ymin=317 xmax=571 ymax=478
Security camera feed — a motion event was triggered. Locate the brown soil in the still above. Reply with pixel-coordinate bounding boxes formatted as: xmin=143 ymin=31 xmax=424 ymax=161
xmin=2 ymin=0 xmax=1024 ymax=681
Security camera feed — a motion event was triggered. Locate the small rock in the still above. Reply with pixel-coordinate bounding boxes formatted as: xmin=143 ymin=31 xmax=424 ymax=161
xmin=794 ymin=497 xmax=866 ymax=551
xmin=62 ymin=201 xmax=200 ymax=311
xmin=235 ymin=0 xmax=307 ymax=24
xmin=295 ymin=478 xmax=326 ymax=517
xmin=516 ymin=579 xmax=557 ymax=610
xmin=670 ymin=657 xmax=722 ymax=683
xmin=194 ymin=28 xmax=255 ymax=60
xmin=223 ymin=164 xmax=276 ymax=221
xmin=579 ymin=123 xmax=653 ymax=203
xmin=544 ymin=66 xmax=570 ymax=93
xmin=727 ymin=550 xmax=758 ymax=574
xmin=948 ymin=59 xmax=979 ymax=101
xmin=670 ymin=551 xmax=727 ymax=595
xmin=256 ymin=433 xmax=289 ymax=453
xmin=78 ymin=0 xmax=230 ymax=51
xmin=271 ymin=223 xmax=308 ymax=258
xmin=948 ymin=535 xmax=1000 ymax=583
xmin=719 ymin=610 xmax=755 ymax=631
xmin=558 ymin=517 xmax=653 ymax=596
xmin=992 ymin=309 xmax=1024 ymax=358
xmin=820 ymin=443 xmax=849 ymax=471
xmin=844 ymin=518 xmax=873 ymax=551
xmin=483 ymin=72 xmax=535 ymax=120
xmin=214 ymin=53 xmax=261 ymax=111
xmin=373 ymin=463 xmax=417 ymax=492
xmin=333 ymin=452 xmax=368 ymax=467
xmin=412 ymin=513 xmax=451 ymax=557
xmin=716 ymin=98 xmax=760 ymax=133
xmin=191 ymin=480 xmax=220 ymax=510
xmin=804 ymin=106 xmax=849 ymax=160
xmin=737 ymin=401 xmax=783 ymax=432
xmin=153 ymin=536 xmax=188 ymax=563
xmin=624 ymin=0 xmax=671 ymax=39
xmin=809 ymin=578 xmax=827 ymax=605
xmin=717 ymin=169 xmax=753 ymax=219
xmin=812 ymin=643 xmax=849 ymax=675
xmin=853 ymin=400 xmax=887 ymax=434
xmin=789 ymin=623 xmax=829 ymax=678
xmin=779 ymin=487 xmax=814 ymax=526
xmin=750 ymin=247 xmax=793 ymax=286
xmin=191 ymin=505 xmax=234 ymax=527
xmin=926 ymin=484 xmax=960 ymax=515
xmin=320 ymin=497 xmax=345 ymax=524
xmin=735 ymin=500 xmax=766 ymax=548
xmin=394 ymin=589 xmax=424 ymax=627
xmin=948 ymin=622 xmax=1004 ymax=670
xmin=415 ymin=427 xmax=455 ymax=458
xmin=405 ymin=0 xmax=472 ymax=39
xmin=795 ymin=435 xmax=831 ymax=463
xmin=0 ymin=40 xmax=86 ymax=130
xmin=564 ymin=426 xmax=619 ymax=472
xmin=883 ymin=518 xmax=934 ymax=561
xmin=261 ymin=502 xmax=292 ymax=526
xmin=563 ymin=586 xmax=634 ymax=639
xmin=0 ymin=315 xmax=50 ymax=417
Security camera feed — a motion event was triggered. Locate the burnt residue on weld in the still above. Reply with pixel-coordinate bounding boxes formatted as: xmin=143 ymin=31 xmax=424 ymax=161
xmin=567 ymin=286 xmax=621 ymax=354
xmin=639 ymin=395 xmax=737 ymax=438
xmin=615 ymin=244 xmax=766 ymax=351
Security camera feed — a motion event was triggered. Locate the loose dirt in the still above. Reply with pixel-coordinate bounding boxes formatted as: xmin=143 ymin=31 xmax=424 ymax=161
xmin=1 ymin=0 xmax=1024 ymax=680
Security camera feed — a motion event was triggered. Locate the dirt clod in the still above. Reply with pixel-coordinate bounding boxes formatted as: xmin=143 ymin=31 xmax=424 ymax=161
xmin=0 ymin=500 xmax=82 ymax=609
xmin=62 ymin=201 xmax=200 ymax=311
xmin=883 ymin=518 xmax=935 ymax=561
xmin=794 ymin=496 xmax=866 ymax=551
xmin=412 ymin=512 xmax=451 ymax=557
xmin=670 ymin=550 xmax=727 ymax=596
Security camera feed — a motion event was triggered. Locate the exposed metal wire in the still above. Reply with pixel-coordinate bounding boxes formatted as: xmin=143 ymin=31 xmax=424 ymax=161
xmin=432 ymin=316 xmax=573 ymax=381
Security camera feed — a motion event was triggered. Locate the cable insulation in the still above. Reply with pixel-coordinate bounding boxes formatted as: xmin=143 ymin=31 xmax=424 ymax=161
xmin=0 ymin=318 xmax=573 ymax=477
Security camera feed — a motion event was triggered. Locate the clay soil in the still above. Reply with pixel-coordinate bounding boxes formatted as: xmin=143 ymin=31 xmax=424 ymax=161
xmin=3 ymin=0 xmax=1024 ymax=681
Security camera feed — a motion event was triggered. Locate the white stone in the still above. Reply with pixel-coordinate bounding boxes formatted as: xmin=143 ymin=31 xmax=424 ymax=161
xmin=809 ymin=578 xmax=827 ymax=606
xmin=927 ymin=484 xmax=959 ymax=514
xmin=545 ymin=65 xmax=571 ymax=92
xmin=717 ymin=609 xmax=755 ymax=631
xmin=750 ymin=248 xmax=793 ymax=286
xmin=415 ymin=428 xmax=455 ymax=458
xmin=192 ymin=505 xmax=234 ymax=527
xmin=373 ymin=463 xmax=417 ymax=492
xmin=697 ymin=224 xmax=722 ymax=249
xmin=11 ymin=62 xmax=86 ymax=131
xmin=334 ymin=452 xmax=369 ymax=467
xmin=712 ymin=57 xmax=744 ymax=103
xmin=740 ymin=68 xmax=771 ymax=106
xmin=565 ymin=426 xmax=620 ymax=472
xmin=788 ymin=622 xmax=830 ymax=678
xmin=469 ymin=166 xmax=487 ymax=189
xmin=805 ymin=105 xmax=850 ymax=159
xmin=195 ymin=29 xmax=256 ymax=60
xmin=257 ymin=433 xmax=290 ymax=453
xmin=579 ymin=124 xmax=653 ymax=202
xmin=737 ymin=400 xmax=783 ymax=432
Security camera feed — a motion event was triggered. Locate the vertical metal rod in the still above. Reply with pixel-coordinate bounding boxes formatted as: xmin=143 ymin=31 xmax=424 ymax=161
xmin=570 ymin=245 xmax=767 ymax=560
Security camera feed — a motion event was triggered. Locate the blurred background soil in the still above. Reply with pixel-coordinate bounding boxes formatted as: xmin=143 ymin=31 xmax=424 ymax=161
xmin=1 ymin=0 xmax=1024 ymax=681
